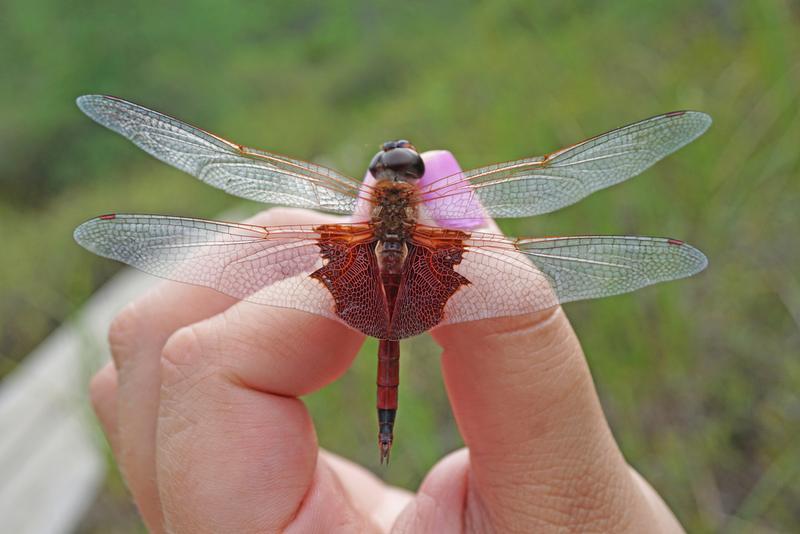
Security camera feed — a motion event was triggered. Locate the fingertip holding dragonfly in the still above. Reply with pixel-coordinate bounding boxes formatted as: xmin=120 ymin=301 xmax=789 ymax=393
xmin=73 ymin=95 xmax=711 ymax=463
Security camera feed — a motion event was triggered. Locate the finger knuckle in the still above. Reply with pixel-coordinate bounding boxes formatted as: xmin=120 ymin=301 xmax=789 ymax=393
xmin=108 ymin=301 xmax=144 ymax=365
xmin=88 ymin=367 xmax=113 ymax=412
xmin=249 ymin=207 xmax=301 ymax=226
xmin=248 ymin=206 xmax=342 ymax=227
xmin=161 ymin=325 xmax=204 ymax=370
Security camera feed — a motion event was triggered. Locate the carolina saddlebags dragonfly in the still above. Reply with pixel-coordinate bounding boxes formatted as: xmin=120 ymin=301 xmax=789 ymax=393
xmin=74 ymin=95 xmax=710 ymax=462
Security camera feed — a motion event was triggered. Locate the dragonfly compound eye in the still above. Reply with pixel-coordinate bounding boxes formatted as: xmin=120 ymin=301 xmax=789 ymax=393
xmin=370 ymin=145 xmax=425 ymax=181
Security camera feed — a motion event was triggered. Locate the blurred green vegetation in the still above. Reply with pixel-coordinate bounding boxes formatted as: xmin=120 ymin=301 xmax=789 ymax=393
xmin=2 ymin=0 xmax=799 ymax=532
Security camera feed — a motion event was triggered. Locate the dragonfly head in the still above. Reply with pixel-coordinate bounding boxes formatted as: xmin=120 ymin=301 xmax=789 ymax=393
xmin=369 ymin=140 xmax=425 ymax=183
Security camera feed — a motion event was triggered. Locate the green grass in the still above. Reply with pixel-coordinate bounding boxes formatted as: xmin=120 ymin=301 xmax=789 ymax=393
xmin=3 ymin=1 xmax=799 ymax=532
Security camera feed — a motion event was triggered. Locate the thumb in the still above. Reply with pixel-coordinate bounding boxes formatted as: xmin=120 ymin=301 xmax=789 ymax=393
xmin=431 ymin=309 xmax=667 ymax=531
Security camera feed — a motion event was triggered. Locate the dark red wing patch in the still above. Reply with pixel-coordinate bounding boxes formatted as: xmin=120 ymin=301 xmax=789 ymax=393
xmin=311 ymin=225 xmax=389 ymax=339
xmin=390 ymin=229 xmax=471 ymax=339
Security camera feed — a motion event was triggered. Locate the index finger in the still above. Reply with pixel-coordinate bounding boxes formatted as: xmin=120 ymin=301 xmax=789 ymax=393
xmin=155 ymin=269 xmax=366 ymax=531
xmin=432 ymin=309 xmax=660 ymax=530
xmin=100 ymin=207 xmax=350 ymax=530
xmin=416 ymin=155 xmax=658 ymax=529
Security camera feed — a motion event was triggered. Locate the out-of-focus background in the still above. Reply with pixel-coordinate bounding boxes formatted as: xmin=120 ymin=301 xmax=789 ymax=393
xmin=1 ymin=1 xmax=798 ymax=532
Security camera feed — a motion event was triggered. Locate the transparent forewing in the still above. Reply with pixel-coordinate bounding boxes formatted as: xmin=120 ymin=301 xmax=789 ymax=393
xmin=441 ymin=233 xmax=708 ymax=325
xmin=419 ymin=111 xmax=711 ymax=221
xmin=76 ymin=95 xmax=365 ymax=213
xmin=74 ymin=214 xmax=376 ymax=321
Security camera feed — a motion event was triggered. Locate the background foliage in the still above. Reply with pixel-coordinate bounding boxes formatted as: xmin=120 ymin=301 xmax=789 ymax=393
xmin=2 ymin=1 xmax=798 ymax=532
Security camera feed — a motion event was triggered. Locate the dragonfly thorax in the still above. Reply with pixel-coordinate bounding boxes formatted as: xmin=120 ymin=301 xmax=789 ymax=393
xmin=371 ymin=180 xmax=418 ymax=275
xmin=371 ymin=181 xmax=417 ymax=237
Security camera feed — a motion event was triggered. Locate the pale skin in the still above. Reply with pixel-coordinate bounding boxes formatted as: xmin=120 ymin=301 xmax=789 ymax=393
xmin=88 ymin=208 xmax=685 ymax=533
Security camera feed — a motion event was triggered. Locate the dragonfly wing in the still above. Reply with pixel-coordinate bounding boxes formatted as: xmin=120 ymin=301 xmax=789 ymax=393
xmin=390 ymin=229 xmax=473 ymax=339
xmin=441 ymin=233 xmax=708 ymax=325
xmin=419 ymin=111 xmax=711 ymax=221
xmin=74 ymin=214 xmax=380 ymax=327
xmin=76 ymin=95 xmax=363 ymax=213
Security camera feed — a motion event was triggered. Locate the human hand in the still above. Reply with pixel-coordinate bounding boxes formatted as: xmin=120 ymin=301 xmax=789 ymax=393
xmin=89 ymin=207 xmax=684 ymax=533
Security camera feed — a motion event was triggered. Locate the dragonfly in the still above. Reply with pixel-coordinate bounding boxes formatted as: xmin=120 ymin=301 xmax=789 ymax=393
xmin=74 ymin=95 xmax=710 ymax=463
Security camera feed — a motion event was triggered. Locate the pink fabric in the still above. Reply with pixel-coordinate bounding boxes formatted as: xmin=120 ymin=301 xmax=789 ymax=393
xmin=355 ymin=150 xmax=487 ymax=230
